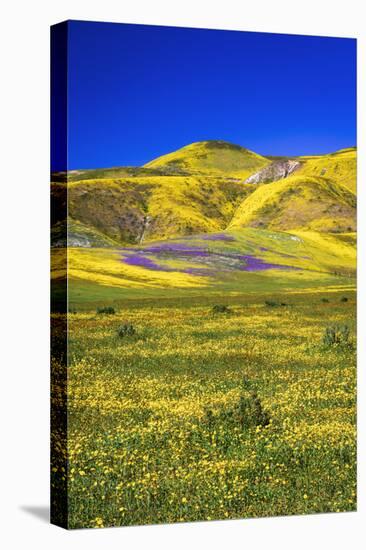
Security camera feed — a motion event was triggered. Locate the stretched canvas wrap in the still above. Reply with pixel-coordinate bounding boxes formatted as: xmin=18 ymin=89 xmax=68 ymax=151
xmin=50 ymin=20 xmax=357 ymax=529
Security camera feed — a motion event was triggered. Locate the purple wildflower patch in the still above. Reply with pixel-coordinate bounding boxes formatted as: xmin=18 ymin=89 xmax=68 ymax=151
xmin=238 ymin=255 xmax=301 ymax=272
xmin=123 ymin=254 xmax=171 ymax=271
xmin=120 ymin=239 xmax=302 ymax=276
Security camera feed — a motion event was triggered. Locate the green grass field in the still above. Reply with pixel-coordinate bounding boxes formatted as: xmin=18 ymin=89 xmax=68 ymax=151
xmin=52 ymin=289 xmax=356 ymax=528
xmin=51 ymin=228 xmax=356 ymax=528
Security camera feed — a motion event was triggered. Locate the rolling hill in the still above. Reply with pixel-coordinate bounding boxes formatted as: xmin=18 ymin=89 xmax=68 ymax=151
xmin=296 ymin=147 xmax=357 ymax=193
xmin=51 ymin=140 xmax=356 ymax=302
xmin=144 ymin=140 xmax=270 ymax=177
xmin=241 ymin=147 xmax=356 ymax=192
xmin=67 ymin=175 xmax=253 ymax=245
xmin=54 ymin=141 xmax=357 ymax=246
xmin=229 ymin=174 xmax=356 ymax=233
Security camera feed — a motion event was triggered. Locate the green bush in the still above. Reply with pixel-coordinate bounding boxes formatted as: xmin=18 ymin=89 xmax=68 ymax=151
xmin=96 ymin=306 xmax=115 ymax=314
xmin=204 ymin=392 xmax=270 ymax=431
xmin=212 ymin=304 xmax=231 ymax=314
xmin=321 ymin=298 xmax=330 ymax=303
xmin=236 ymin=392 xmax=270 ymax=429
xmin=264 ymin=300 xmax=287 ymax=307
xmin=265 ymin=300 xmax=277 ymax=307
xmin=341 ymin=297 xmax=348 ymax=302
xmin=323 ymin=324 xmax=350 ymax=347
xmin=117 ymin=323 xmax=136 ymax=338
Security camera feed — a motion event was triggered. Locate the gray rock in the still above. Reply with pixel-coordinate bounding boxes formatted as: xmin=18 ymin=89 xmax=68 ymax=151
xmin=244 ymin=160 xmax=301 ymax=184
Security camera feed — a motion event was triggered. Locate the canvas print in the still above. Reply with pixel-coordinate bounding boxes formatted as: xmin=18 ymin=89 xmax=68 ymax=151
xmin=51 ymin=21 xmax=357 ymax=529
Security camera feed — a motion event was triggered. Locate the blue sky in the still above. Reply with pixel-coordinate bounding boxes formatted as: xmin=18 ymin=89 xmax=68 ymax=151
xmin=53 ymin=20 xmax=356 ymax=170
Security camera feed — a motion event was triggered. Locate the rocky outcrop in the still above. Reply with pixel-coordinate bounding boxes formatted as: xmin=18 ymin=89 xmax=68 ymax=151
xmin=244 ymin=160 xmax=301 ymax=184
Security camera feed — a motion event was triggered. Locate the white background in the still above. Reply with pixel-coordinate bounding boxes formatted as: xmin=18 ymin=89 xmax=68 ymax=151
xmin=1 ymin=0 xmax=365 ymax=548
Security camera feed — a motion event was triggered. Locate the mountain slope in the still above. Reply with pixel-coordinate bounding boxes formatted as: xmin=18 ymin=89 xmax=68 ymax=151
xmin=296 ymin=147 xmax=356 ymax=193
xmin=243 ymin=147 xmax=356 ymax=192
xmin=53 ymin=143 xmax=357 ymax=246
xmin=144 ymin=140 xmax=270 ymax=177
xmin=229 ymin=175 xmax=356 ymax=233
xmin=67 ymin=175 xmax=253 ymax=244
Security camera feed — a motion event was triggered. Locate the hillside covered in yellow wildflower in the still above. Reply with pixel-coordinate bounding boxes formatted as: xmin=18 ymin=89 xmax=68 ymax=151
xmin=51 ymin=140 xmax=356 ymax=301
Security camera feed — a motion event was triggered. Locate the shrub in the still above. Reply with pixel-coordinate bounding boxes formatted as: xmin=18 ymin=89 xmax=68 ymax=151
xmin=341 ymin=297 xmax=348 ymax=302
xmin=236 ymin=392 xmax=270 ymax=429
xmin=321 ymin=298 xmax=330 ymax=303
xmin=265 ymin=300 xmax=278 ymax=307
xmin=204 ymin=392 xmax=270 ymax=431
xmin=323 ymin=324 xmax=350 ymax=347
xmin=96 ymin=306 xmax=115 ymax=314
xmin=117 ymin=323 xmax=136 ymax=338
xmin=212 ymin=304 xmax=231 ymax=314
xmin=264 ymin=300 xmax=288 ymax=308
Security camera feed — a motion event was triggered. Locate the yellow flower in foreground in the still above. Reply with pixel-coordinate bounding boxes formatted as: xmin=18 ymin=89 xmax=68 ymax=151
xmin=63 ymin=291 xmax=356 ymax=527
